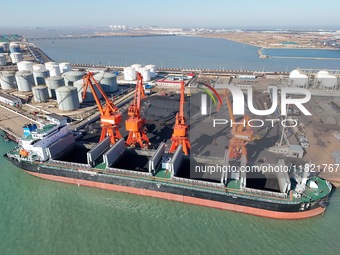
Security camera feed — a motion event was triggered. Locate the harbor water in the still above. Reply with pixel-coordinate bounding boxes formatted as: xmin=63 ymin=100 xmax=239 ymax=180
xmin=0 ymin=133 xmax=339 ymax=255
xmin=33 ymin=35 xmax=340 ymax=72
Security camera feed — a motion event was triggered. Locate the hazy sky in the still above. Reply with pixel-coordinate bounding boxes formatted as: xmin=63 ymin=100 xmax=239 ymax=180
xmin=1 ymin=0 xmax=339 ymax=28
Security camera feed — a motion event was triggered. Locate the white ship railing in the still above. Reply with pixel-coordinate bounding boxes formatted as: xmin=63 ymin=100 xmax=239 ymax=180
xmin=106 ymin=167 xmax=152 ymax=178
xmin=243 ymin=187 xmax=287 ymax=199
xmin=171 ymin=176 xmax=224 ymax=189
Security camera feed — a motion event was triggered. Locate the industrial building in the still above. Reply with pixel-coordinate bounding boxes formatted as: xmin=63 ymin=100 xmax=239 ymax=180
xmin=46 ymin=113 xmax=67 ymax=126
xmin=155 ymin=74 xmax=192 ymax=87
xmin=0 ymin=92 xmax=22 ymax=107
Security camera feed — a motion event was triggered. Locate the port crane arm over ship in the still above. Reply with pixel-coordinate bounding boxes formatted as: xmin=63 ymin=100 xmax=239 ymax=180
xmin=125 ymin=72 xmax=150 ymax=148
xmin=169 ymin=80 xmax=191 ymax=155
xmin=82 ymin=72 xmax=122 ymax=144
xmin=222 ymin=90 xmax=253 ymax=185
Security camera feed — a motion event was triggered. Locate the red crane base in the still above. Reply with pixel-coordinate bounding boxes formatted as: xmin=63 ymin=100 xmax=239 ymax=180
xmin=169 ymin=137 xmax=191 ymax=155
xmin=126 ymin=131 xmax=150 ymax=148
xmin=100 ymin=126 xmax=122 ymax=145
xmin=227 ymin=138 xmax=247 ymax=160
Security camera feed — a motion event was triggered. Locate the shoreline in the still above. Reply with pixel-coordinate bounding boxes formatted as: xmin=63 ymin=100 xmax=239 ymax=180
xmin=194 ymin=34 xmax=340 ymax=60
xmin=194 ymin=34 xmax=338 ymax=51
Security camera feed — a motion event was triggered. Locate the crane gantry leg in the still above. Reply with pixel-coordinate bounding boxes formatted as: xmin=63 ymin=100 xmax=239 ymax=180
xmin=125 ymin=73 xmax=150 ymax=148
xmin=168 ymin=81 xmax=191 ymax=156
xmin=100 ymin=125 xmax=122 ymax=144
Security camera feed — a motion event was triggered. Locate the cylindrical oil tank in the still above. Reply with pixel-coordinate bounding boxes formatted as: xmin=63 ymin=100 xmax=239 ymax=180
xmin=45 ymin=61 xmax=56 ymax=70
xmin=321 ymin=74 xmax=337 ymax=89
xmin=33 ymin=64 xmax=46 ymax=72
xmin=33 ymin=69 xmax=49 ymax=85
xmin=56 ymin=86 xmax=79 ymax=111
xmin=124 ymin=67 xmax=136 ymax=81
xmin=10 ymin=52 xmax=23 ymax=64
xmin=63 ymin=70 xmax=84 ymax=86
xmin=0 ymin=71 xmax=16 ymax=90
xmin=48 ymin=64 xmax=61 ymax=77
xmin=131 ymin=64 xmax=142 ymax=72
xmin=17 ymin=61 xmax=33 ymax=72
xmin=15 ymin=71 xmax=35 ymax=92
xmin=94 ymin=71 xmax=118 ymax=93
xmin=139 ymin=68 xmax=151 ymax=82
xmin=0 ymin=54 xmax=7 ymax=66
xmin=0 ymin=42 xmax=9 ymax=52
xmin=32 ymin=85 xmax=49 ymax=102
xmin=9 ymin=42 xmax=20 ymax=53
xmin=59 ymin=62 xmax=71 ymax=73
xmin=316 ymin=70 xmax=329 ymax=76
xmin=145 ymin=64 xmax=156 ymax=78
xmin=316 ymin=71 xmax=329 ymax=87
xmin=46 ymin=76 xmax=65 ymax=98
xmin=74 ymin=79 xmax=103 ymax=103
xmin=289 ymin=69 xmax=308 ymax=88
xmin=45 ymin=62 xmax=57 ymax=71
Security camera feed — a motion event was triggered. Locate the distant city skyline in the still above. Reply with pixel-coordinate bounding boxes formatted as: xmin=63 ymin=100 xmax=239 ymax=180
xmin=1 ymin=0 xmax=340 ymax=29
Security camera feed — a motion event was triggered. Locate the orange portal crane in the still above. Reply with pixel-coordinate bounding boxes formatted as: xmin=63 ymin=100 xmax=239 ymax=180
xmin=169 ymin=81 xmax=191 ymax=155
xmin=125 ymin=72 xmax=150 ymax=148
xmin=224 ymin=90 xmax=253 ymax=161
xmin=82 ymin=72 xmax=122 ymax=144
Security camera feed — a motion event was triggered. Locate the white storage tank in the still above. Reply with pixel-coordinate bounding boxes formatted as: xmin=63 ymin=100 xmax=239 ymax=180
xmin=63 ymin=70 xmax=85 ymax=86
xmin=0 ymin=71 xmax=16 ymax=90
xmin=9 ymin=42 xmax=20 ymax=53
xmin=10 ymin=52 xmax=23 ymax=64
xmin=33 ymin=69 xmax=49 ymax=85
xmin=74 ymin=79 xmax=103 ymax=103
xmin=289 ymin=69 xmax=308 ymax=88
xmin=316 ymin=70 xmax=329 ymax=77
xmin=46 ymin=76 xmax=65 ymax=98
xmin=145 ymin=64 xmax=156 ymax=78
xmin=48 ymin=64 xmax=61 ymax=77
xmin=0 ymin=42 xmax=9 ymax=52
xmin=32 ymin=85 xmax=49 ymax=102
xmin=56 ymin=86 xmax=80 ymax=111
xmin=16 ymin=71 xmax=34 ymax=91
xmin=131 ymin=64 xmax=142 ymax=72
xmin=17 ymin=61 xmax=33 ymax=72
xmin=15 ymin=71 xmax=35 ymax=92
xmin=94 ymin=71 xmax=118 ymax=93
xmin=33 ymin=64 xmax=46 ymax=72
xmin=315 ymin=71 xmax=329 ymax=86
xmin=59 ymin=62 xmax=71 ymax=73
xmin=45 ymin=61 xmax=57 ymax=70
xmin=124 ymin=67 xmax=136 ymax=81
xmin=0 ymin=54 xmax=6 ymax=66
xmin=139 ymin=68 xmax=151 ymax=82
xmin=320 ymin=74 xmax=337 ymax=90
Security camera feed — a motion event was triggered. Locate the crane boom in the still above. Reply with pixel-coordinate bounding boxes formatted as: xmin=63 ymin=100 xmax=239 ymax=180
xmin=83 ymin=73 xmax=118 ymax=114
xmin=179 ymin=80 xmax=185 ymax=120
xmin=82 ymin=72 xmax=122 ymax=145
xmin=169 ymin=81 xmax=191 ymax=155
xmin=125 ymin=72 xmax=150 ymax=148
xmin=223 ymin=88 xmax=253 ymax=161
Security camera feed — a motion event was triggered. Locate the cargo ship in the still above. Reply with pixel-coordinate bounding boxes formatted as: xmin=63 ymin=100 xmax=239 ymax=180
xmin=4 ymin=118 xmax=332 ymax=220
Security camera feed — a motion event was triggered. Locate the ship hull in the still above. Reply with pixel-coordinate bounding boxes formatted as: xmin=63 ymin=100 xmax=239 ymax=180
xmin=6 ymin=157 xmax=327 ymax=220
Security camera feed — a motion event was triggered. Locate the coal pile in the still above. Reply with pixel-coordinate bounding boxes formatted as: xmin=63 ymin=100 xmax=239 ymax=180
xmin=143 ymin=96 xmax=179 ymax=122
